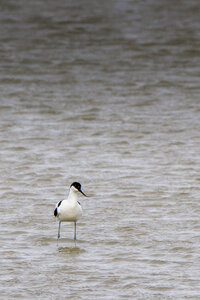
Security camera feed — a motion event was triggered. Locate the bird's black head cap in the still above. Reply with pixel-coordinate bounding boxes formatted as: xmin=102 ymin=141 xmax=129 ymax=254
xmin=70 ymin=182 xmax=87 ymax=196
xmin=71 ymin=182 xmax=81 ymax=191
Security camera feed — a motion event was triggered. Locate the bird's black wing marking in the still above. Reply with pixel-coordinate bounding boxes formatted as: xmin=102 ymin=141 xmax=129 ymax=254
xmin=57 ymin=200 xmax=62 ymax=207
xmin=54 ymin=200 xmax=62 ymax=217
xmin=77 ymin=201 xmax=81 ymax=206
xmin=54 ymin=208 xmax=58 ymax=217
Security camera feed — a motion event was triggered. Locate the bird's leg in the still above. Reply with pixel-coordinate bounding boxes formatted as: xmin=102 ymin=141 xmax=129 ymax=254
xmin=74 ymin=222 xmax=77 ymax=241
xmin=58 ymin=221 xmax=61 ymax=239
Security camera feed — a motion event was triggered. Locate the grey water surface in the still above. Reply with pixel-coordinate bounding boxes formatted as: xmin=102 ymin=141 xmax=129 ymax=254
xmin=0 ymin=0 xmax=200 ymax=299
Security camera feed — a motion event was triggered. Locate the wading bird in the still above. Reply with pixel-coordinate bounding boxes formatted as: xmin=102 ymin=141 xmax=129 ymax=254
xmin=54 ymin=182 xmax=87 ymax=240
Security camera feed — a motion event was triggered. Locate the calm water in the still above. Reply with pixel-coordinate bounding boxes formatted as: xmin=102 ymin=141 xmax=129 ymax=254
xmin=0 ymin=0 xmax=200 ymax=299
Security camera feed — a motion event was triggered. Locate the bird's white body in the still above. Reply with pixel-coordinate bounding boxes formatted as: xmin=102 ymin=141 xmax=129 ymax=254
xmin=55 ymin=188 xmax=82 ymax=222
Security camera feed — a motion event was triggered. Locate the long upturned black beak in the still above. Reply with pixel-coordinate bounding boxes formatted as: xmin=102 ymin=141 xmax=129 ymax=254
xmin=79 ymin=189 xmax=87 ymax=197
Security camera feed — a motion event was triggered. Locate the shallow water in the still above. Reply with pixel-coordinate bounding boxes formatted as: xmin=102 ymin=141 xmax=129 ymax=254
xmin=0 ymin=0 xmax=200 ymax=299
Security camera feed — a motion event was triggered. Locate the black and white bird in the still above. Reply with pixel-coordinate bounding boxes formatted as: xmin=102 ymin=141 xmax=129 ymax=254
xmin=54 ymin=182 xmax=87 ymax=240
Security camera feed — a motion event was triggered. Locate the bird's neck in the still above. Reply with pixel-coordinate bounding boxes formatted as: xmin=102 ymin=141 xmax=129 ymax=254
xmin=68 ymin=189 xmax=78 ymax=202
